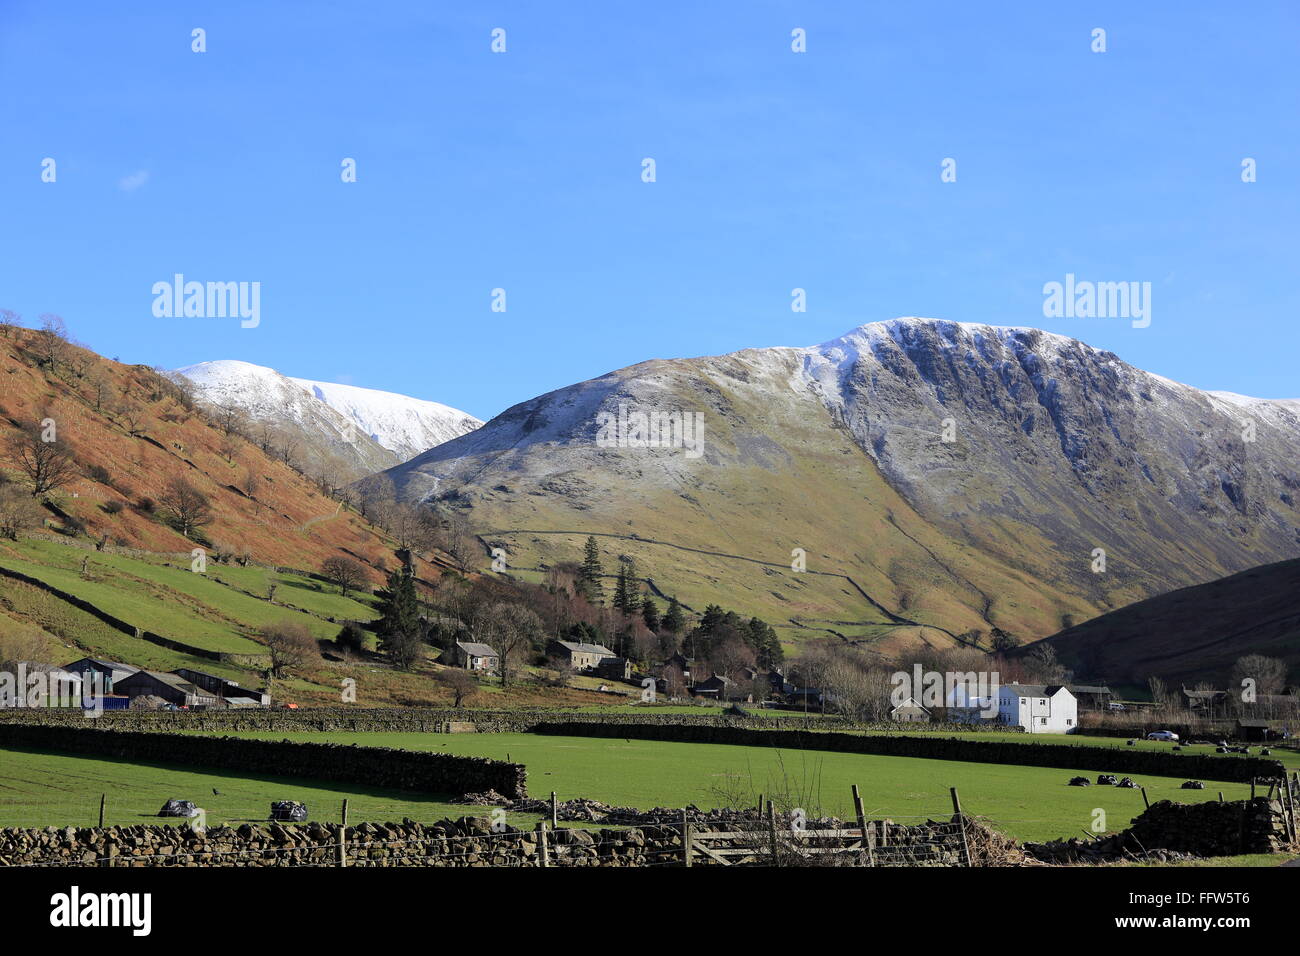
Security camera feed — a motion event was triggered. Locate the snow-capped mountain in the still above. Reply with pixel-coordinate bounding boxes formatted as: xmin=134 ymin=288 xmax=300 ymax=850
xmin=285 ymin=376 xmax=481 ymax=463
xmin=175 ymin=360 xmax=481 ymax=474
xmin=380 ymin=317 xmax=1300 ymax=657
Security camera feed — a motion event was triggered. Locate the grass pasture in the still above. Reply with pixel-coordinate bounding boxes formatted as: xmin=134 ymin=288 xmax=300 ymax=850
xmin=0 ymin=745 xmax=492 ymax=831
xmin=160 ymin=730 xmax=1262 ymax=844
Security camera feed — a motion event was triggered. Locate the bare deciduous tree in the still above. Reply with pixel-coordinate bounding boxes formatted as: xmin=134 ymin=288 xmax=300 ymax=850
xmin=435 ymin=668 xmax=480 ymax=707
xmin=5 ymin=423 xmax=77 ymax=498
xmin=263 ymin=620 xmax=320 ymax=678
xmin=479 ymin=602 xmax=543 ymax=687
xmin=0 ymin=309 xmax=20 ymax=337
xmin=0 ymin=484 xmax=45 ymax=539
xmin=158 ymin=476 xmax=213 ymax=538
xmin=321 ymin=554 xmax=368 ymax=598
xmin=34 ymin=314 xmax=70 ymax=371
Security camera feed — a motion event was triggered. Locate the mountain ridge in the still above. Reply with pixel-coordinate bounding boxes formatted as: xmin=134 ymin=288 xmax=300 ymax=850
xmin=378 ymin=316 xmax=1300 ymax=657
xmin=175 ymin=359 xmax=482 ymax=475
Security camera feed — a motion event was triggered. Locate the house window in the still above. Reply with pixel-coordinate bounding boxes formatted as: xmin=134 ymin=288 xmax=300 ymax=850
xmin=1039 ymin=718 xmax=1047 ymax=725
xmin=1066 ymin=719 xmax=1073 ymax=726
xmin=1020 ymin=698 xmax=1026 ymax=704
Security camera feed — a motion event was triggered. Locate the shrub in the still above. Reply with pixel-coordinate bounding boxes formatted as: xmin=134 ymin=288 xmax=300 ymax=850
xmin=135 ymin=497 xmax=155 ymax=514
xmin=336 ymin=622 xmax=368 ymax=654
xmin=84 ymin=463 xmax=112 ymax=485
xmin=102 ymin=499 xmax=125 ymax=515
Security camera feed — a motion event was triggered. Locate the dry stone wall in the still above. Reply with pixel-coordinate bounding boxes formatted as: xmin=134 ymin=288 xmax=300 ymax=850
xmin=0 ymin=723 xmax=526 ymax=799
xmin=531 ymin=722 xmax=1286 ymax=783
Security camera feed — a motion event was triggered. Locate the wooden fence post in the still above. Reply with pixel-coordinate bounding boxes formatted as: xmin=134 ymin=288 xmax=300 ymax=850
xmin=550 ymin=791 xmax=558 ymax=829
xmin=537 ymin=821 xmax=549 ymax=868
xmin=766 ymin=803 xmax=779 ymax=864
xmin=1140 ymin=787 xmax=1150 ymax=809
xmin=342 ymin=799 xmax=349 ymax=826
xmin=682 ymin=809 xmax=693 ymax=868
xmin=866 ymin=821 xmax=877 ymax=866
xmin=951 ymin=787 xmax=972 ymax=866
xmin=337 ymin=799 xmax=349 ymax=867
xmin=852 ymin=785 xmax=868 ymax=867
xmin=98 ymin=793 xmax=106 ymax=828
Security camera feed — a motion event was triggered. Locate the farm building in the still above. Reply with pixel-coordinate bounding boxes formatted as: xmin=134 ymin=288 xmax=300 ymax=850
xmin=996 ymin=684 xmax=1078 ymax=734
xmin=691 ymin=674 xmax=733 ymax=700
xmin=1236 ymin=718 xmax=1286 ymax=743
xmin=594 ymin=656 xmax=633 ymax=680
xmin=1066 ymin=684 xmax=1114 ymax=710
xmin=62 ymin=658 xmax=137 ymax=693
xmin=174 ymin=668 xmax=269 ymax=706
xmin=0 ymin=662 xmax=83 ymax=708
xmin=1181 ymin=687 xmax=1229 ymax=718
xmin=114 ymin=670 xmax=219 ymax=709
xmin=663 ymin=651 xmax=693 ymax=681
xmin=547 ymin=639 xmax=616 ymax=672
xmin=890 ymin=697 xmax=931 ymax=723
xmin=446 ymin=641 xmax=500 ymax=673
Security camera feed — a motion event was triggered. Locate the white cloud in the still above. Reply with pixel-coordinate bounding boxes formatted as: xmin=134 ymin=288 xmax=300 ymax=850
xmin=118 ymin=170 xmax=150 ymax=192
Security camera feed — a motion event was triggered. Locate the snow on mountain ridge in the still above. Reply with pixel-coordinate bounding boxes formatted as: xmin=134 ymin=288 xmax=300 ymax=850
xmin=175 ymin=360 xmax=481 ymax=464
xmin=286 ymin=375 xmax=482 ymax=461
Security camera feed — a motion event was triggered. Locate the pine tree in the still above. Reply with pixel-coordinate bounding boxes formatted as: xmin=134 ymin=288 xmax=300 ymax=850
xmin=613 ymin=562 xmax=629 ymax=613
xmin=641 ymin=597 xmax=660 ymax=632
xmin=579 ymin=535 xmax=603 ymax=604
xmin=376 ymin=566 xmax=422 ymax=668
xmin=621 ymin=556 xmax=641 ymax=615
xmin=663 ymin=597 xmax=685 ymax=635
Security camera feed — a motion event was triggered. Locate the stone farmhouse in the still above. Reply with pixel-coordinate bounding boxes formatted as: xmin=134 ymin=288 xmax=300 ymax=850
xmin=547 ymin=639 xmax=616 ymax=672
xmin=447 ymin=641 xmax=500 ymax=674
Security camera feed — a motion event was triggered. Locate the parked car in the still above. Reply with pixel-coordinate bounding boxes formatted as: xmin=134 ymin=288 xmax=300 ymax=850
xmin=1146 ymin=730 xmax=1179 ymax=741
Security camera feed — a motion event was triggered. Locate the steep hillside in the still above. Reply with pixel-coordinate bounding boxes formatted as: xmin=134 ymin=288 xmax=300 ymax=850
xmin=381 ymin=318 xmax=1300 ymax=655
xmin=0 ymin=327 xmax=414 ymax=582
xmin=1031 ymin=558 xmax=1300 ymax=686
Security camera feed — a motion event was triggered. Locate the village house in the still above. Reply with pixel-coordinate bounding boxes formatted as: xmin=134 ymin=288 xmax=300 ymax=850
xmin=691 ymin=673 xmax=733 ymax=700
xmin=446 ymin=641 xmax=500 ymax=674
xmin=890 ymin=697 xmax=931 ymax=723
xmin=114 ymin=670 xmax=219 ymax=709
xmin=174 ymin=668 xmax=270 ymax=706
xmin=547 ymin=639 xmax=616 ymax=672
xmin=997 ymin=684 xmax=1078 ymax=734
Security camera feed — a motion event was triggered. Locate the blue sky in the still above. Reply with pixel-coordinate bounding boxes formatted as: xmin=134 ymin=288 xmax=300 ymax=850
xmin=1 ymin=1 xmax=1296 ymax=419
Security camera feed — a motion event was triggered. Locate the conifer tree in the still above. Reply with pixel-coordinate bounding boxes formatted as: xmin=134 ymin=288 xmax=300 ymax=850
xmin=579 ymin=535 xmax=603 ymax=604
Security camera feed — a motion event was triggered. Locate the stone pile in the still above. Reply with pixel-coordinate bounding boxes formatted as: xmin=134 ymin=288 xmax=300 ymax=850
xmin=1025 ymin=796 xmax=1292 ymax=863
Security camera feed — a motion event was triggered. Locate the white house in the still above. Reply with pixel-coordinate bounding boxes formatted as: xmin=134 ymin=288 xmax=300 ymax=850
xmin=996 ymin=684 xmax=1078 ymax=734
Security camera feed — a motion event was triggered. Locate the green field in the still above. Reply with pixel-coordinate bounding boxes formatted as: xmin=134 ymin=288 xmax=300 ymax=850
xmin=0 ymin=728 xmax=1283 ymax=849
xmin=860 ymin=729 xmax=1300 ymax=773
xmin=0 ymin=745 xmax=512 ymax=830
xmin=165 ymin=730 xmax=1265 ymax=843
xmin=0 ymin=538 xmax=379 ymax=657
